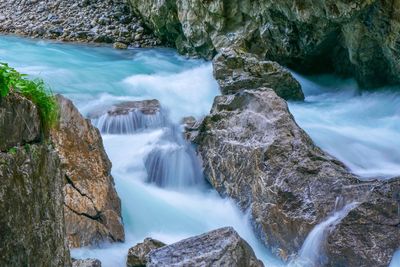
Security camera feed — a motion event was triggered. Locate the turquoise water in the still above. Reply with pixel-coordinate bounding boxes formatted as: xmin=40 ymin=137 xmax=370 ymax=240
xmin=2 ymin=35 xmax=399 ymax=266
xmin=289 ymin=73 xmax=400 ymax=179
xmin=0 ymin=36 xmax=282 ymax=266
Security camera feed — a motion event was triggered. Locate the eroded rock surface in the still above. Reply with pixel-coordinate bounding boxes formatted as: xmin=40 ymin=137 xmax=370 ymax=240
xmin=0 ymin=93 xmax=41 ymax=151
xmin=213 ymin=48 xmax=304 ymax=100
xmin=51 ymin=95 xmax=124 ymax=248
xmin=195 ymin=89 xmax=400 ymax=266
xmin=147 ymin=227 xmax=264 ymax=267
xmin=127 ymin=238 xmax=165 ymax=267
xmin=129 ymin=0 xmax=400 ymax=88
xmin=72 ymin=258 xmax=102 ymax=267
xmin=0 ymin=93 xmax=71 ymax=266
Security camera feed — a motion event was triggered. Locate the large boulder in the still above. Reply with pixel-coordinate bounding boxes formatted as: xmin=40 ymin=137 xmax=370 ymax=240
xmin=147 ymin=227 xmax=264 ymax=267
xmin=213 ymin=48 xmax=304 ymax=100
xmin=51 ymin=95 xmax=124 ymax=248
xmin=127 ymin=238 xmax=165 ymax=267
xmin=195 ymin=89 xmax=400 ymax=266
xmin=129 ymin=0 xmax=400 ymax=88
xmin=0 ymin=93 xmax=41 ymax=151
xmin=0 ymin=93 xmax=71 ymax=266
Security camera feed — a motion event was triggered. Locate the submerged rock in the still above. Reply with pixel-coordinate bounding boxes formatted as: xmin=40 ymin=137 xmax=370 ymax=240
xmin=51 ymin=95 xmax=124 ymax=248
xmin=213 ymin=48 xmax=304 ymax=101
xmin=90 ymin=100 xmax=166 ymax=134
xmin=195 ymin=88 xmax=400 ymax=266
xmin=129 ymin=0 xmax=400 ymax=88
xmin=0 ymin=93 xmax=71 ymax=266
xmin=72 ymin=258 xmax=102 ymax=267
xmin=147 ymin=227 xmax=264 ymax=267
xmin=0 ymin=93 xmax=41 ymax=151
xmin=127 ymin=238 xmax=165 ymax=267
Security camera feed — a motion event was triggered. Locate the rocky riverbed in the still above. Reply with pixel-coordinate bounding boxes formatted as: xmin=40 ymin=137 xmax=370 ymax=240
xmin=0 ymin=0 xmax=161 ymax=48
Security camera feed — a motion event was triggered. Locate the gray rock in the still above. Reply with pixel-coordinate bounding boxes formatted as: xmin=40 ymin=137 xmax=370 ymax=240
xmin=0 ymin=93 xmax=41 ymax=152
xmin=0 ymin=94 xmax=71 ymax=266
xmin=213 ymin=48 xmax=304 ymax=100
xmin=195 ymin=88 xmax=400 ymax=266
xmin=147 ymin=227 xmax=264 ymax=267
xmin=72 ymin=258 xmax=102 ymax=267
xmin=127 ymin=238 xmax=165 ymax=267
xmin=0 ymin=0 xmax=161 ymax=48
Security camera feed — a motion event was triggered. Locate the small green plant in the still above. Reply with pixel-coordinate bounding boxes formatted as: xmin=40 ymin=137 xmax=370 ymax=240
xmin=8 ymin=147 xmax=17 ymax=155
xmin=0 ymin=63 xmax=58 ymax=131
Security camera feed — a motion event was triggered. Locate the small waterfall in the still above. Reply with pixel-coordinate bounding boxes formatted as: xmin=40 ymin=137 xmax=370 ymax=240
xmin=289 ymin=201 xmax=359 ymax=267
xmin=145 ymin=126 xmax=204 ymax=189
xmin=93 ymin=110 xmax=166 ymax=134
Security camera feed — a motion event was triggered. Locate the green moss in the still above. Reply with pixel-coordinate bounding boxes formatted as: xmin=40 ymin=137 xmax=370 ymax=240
xmin=8 ymin=147 xmax=17 ymax=155
xmin=0 ymin=63 xmax=58 ymax=132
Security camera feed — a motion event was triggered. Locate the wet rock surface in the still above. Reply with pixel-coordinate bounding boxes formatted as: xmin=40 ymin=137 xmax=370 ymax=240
xmin=0 ymin=0 xmax=161 ymax=48
xmin=213 ymin=48 xmax=304 ymax=101
xmin=147 ymin=227 xmax=264 ymax=267
xmin=195 ymin=88 xmax=400 ymax=266
xmin=72 ymin=258 xmax=102 ymax=267
xmin=0 ymin=93 xmax=41 ymax=151
xmin=127 ymin=238 xmax=165 ymax=267
xmin=0 ymin=93 xmax=71 ymax=266
xmin=51 ymin=95 xmax=124 ymax=248
xmin=129 ymin=0 xmax=400 ymax=88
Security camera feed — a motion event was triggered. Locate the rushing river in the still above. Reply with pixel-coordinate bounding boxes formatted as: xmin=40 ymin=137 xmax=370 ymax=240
xmin=1 ymin=35 xmax=399 ymax=266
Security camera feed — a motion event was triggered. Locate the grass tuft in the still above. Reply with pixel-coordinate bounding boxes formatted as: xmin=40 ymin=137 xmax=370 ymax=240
xmin=0 ymin=62 xmax=58 ymax=132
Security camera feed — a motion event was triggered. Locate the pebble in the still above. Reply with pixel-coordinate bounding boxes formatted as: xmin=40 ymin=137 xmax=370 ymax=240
xmin=0 ymin=0 xmax=161 ymax=48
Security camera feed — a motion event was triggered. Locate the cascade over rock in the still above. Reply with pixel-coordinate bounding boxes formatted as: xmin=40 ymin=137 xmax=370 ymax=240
xmin=90 ymin=99 xmax=167 ymax=134
xmin=129 ymin=0 xmax=400 ymax=88
xmin=0 ymin=93 xmax=71 ymax=266
xmin=51 ymin=95 xmax=124 ymax=248
xmin=146 ymin=227 xmax=264 ymax=267
xmin=195 ymin=88 xmax=400 ymax=266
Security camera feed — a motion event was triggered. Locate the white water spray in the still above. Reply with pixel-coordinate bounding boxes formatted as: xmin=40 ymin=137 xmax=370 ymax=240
xmin=289 ymin=202 xmax=358 ymax=267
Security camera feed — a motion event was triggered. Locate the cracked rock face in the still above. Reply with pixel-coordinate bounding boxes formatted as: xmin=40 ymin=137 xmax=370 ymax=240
xmin=195 ymin=88 xmax=400 ymax=266
xmin=129 ymin=0 xmax=400 ymax=88
xmin=0 ymin=93 xmax=71 ymax=266
xmin=51 ymin=95 xmax=124 ymax=248
xmin=147 ymin=227 xmax=264 ymax=267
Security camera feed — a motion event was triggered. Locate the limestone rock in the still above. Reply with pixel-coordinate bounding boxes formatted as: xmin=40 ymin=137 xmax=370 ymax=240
xmin=147 ymin=227 xmax=264 ymax=267
xmin=195 ymin=89 xmax=400 ymax=266
xmin=127 ymin=238 xmax=165 ymax=267
xmin=0 ymin=94 xmax=71 ymax=266
xmin=0 ymin=93 xmax=41 ymax=151
xmin=213 ymin=48 xmax=304 ymax=100
xmin=51 ymin=95 xmax=124 ymax=248
xmin=72 ymin=258 xmax=102 ymax=267
xmin=129 ymin=0 xmax=400 ymax=88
